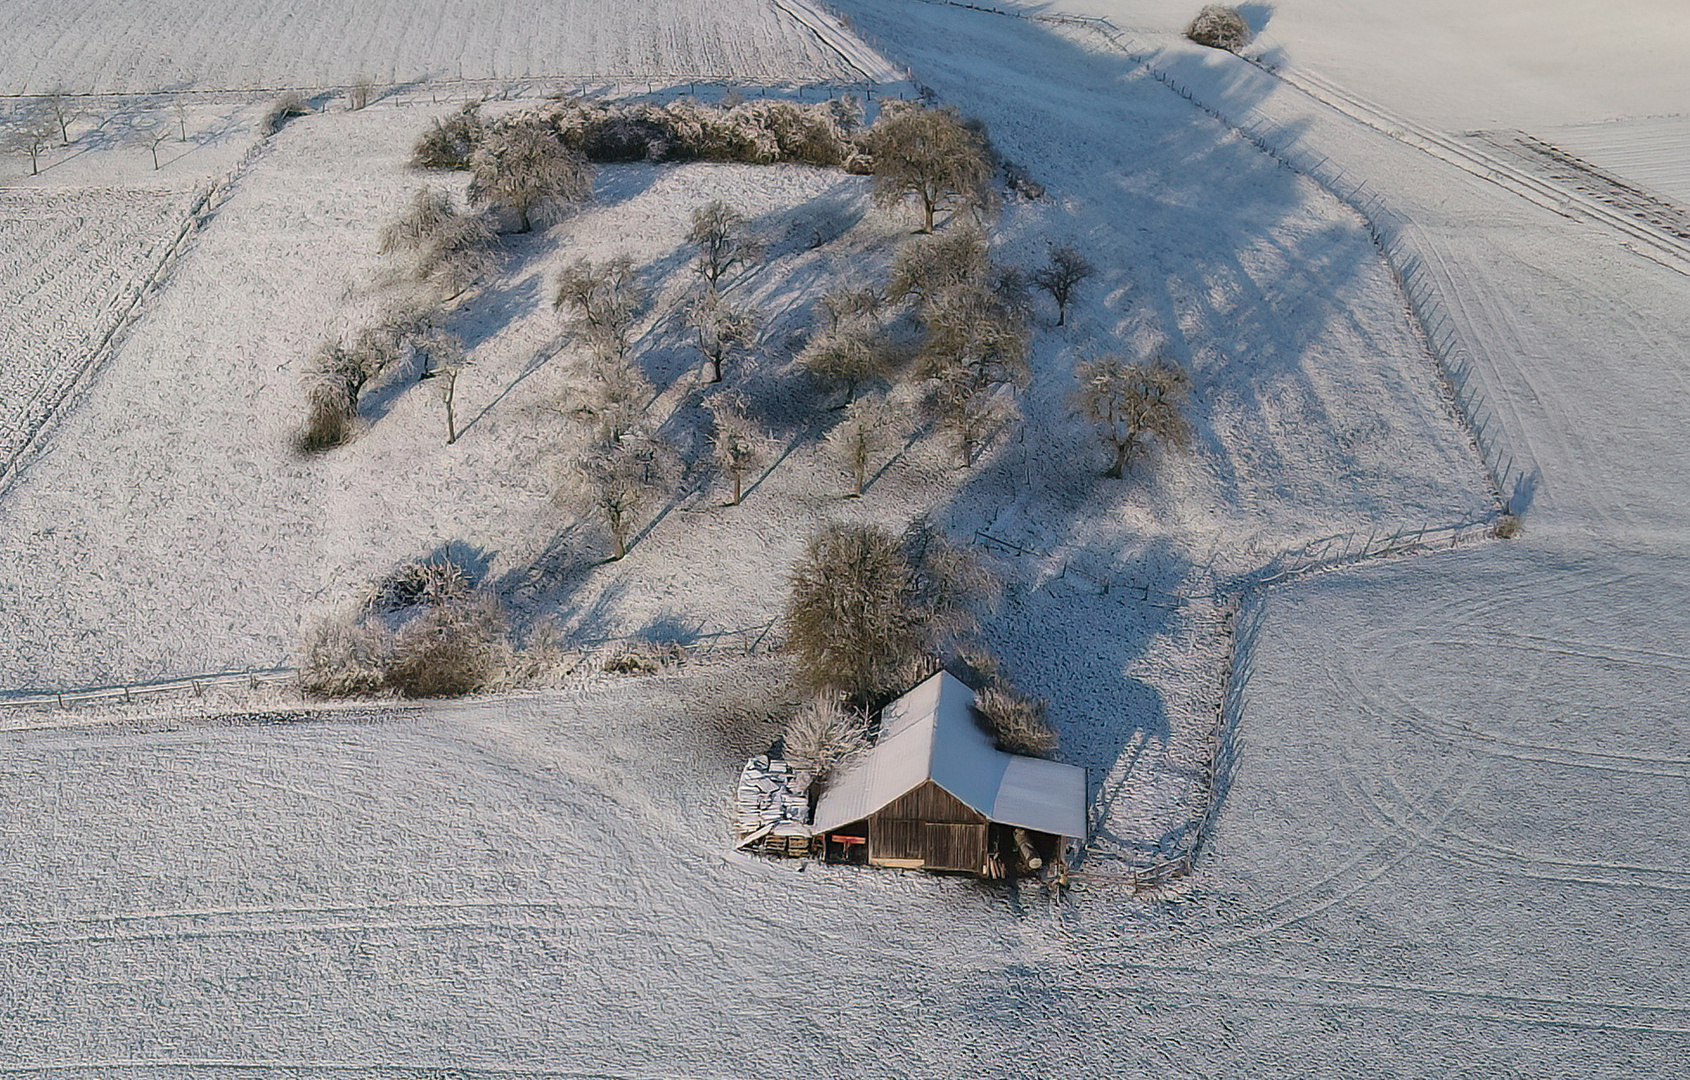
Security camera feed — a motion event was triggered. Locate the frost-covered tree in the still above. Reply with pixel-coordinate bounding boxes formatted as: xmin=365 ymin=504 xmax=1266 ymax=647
xmin=554 ymin=255 xmax=648 ymax=360
xmin=886 ymin=225 xmax=990 ymax=306
xmin=378 ymin=188 xmax=498 ymax=296
xmin=687 ymin=292 xmax=759 ymax=384
xmin=43 ymin=92 xmax=76 ymax=145
xmin=468 ymin=120 xmax=593 ymax=233
xmin=1032 ymin=244 xmax=1095 ymax=326
xmin=783 ymin=520 xmax=993 ymax=705
xmin=559 ymin=431 xmax=679 ymax=560
xmin=563 ymin=354 xmax=655 ymax=445
xmin=687 ymin=199 xmax=764 ymax=293
xmin=1186 ymin=5 xmax=1253 ymax=52
xmin=1071 ymin=355 xmax=1193 ymax=477
xmin=824 ymin=393 xmax=903 ymax=496
xmin=861 ymin=103 xmax=994 ymax=233
xmin=5 ymin=109 xmax=55 ymax=175
xmin=418 ymin=330 xmax=468 ymax=444
xmin=704 ymin=391 xmax=772 ymax=505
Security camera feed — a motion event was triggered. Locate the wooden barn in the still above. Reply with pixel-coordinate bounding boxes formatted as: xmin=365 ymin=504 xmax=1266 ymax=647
xmin=810 ymin=671 xmax=1087 ymax=876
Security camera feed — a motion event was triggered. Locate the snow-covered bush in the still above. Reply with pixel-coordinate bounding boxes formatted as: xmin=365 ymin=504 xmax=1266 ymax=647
xmin=782 ymin=520 xmax=993 ymax=705
xmin=263 ymin=92 xmax=311 ymax=135
xmin=782 ymin=696 xmax=868 ymax=777
xmin=298 ymin=614 xmax=389 ymax=697
xmin=385 ymin=593 xmax=510 ymax=698
xmin=296 ymin=377 xmax=354 ymax=451
xmin=1185 ymin=5 xmax=1253 ymax=52
xmin=411 ymin=103 xmax=483 ymax=170
xmin=363 ymin=557 xmax=473 ymax=613
xmin=973 ymin=685 xmax=1057 ymax=758
xmin=600 ymin=639 xmax=683 ymax=674
xmin=378 ymin=187 xmax=498 ymax=295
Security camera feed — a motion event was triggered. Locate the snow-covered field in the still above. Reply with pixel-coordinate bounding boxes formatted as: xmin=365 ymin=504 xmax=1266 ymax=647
xmin=0 ymin=0 xmax=859 ymax=94
xmin=0 ymin=187 xmax=198 ymax=473
xmin=3 ymin=0 xmax=1688 ymax=1072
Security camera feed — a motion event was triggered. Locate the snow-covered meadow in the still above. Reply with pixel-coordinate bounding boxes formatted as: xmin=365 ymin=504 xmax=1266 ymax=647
xmin=2 ymin=0 xmax=1688 ymax=1073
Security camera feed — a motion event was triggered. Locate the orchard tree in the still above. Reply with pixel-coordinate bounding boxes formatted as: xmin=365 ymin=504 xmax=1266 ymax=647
xmin=559 ymin=430 xmax=679 ymax=560
xmin=419 ymin=330 xmax=468 ymax=444
xmin=704 ymin=391 xmax=772 ymax=505
xmin=1071 ymin=355 xmax=1192 ymax=477
xmin=862 ymin=103 xmax=994 ymax=233
xmin=378 ymin=188 xmax=498 ymax=296
xmin=687 ymin=199 xmax=764 ymax=293
xmin=554 ymin=255 xmax=648 ymax=360
xmin=1032 ymin=244 xmax=1095 ymax=326
xmin=468 ymin=120 xmax=593 ymax=233
xmin=823 ymin=392 xmax=904 ymax=496
xmin=687 ymin=292 xmax=759 ymax=383
xmin=886 ymin=225 xmax=990 ymax=305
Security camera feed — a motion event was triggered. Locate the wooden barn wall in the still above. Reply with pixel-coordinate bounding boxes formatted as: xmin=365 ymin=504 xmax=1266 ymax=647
xmin=868 ymin=782 xmax=989 ymax=871
xmin=877 ymin=781 xmax=987 ymax=825
xmin=870 ymin=819 xmax=987 ymax=872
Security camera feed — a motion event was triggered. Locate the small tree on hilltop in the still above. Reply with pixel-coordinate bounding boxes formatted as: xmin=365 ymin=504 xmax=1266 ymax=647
xmin=1071 ymin=355 xmax=1193 ymax=477
xmin=824 ymin=392 xmax=904 ymax=496
xmin=687 ymin=292 xmax=759 ymax=384
xmin=687 ymin=199 xmax=764 ymax=293
xmin=1186 ymin=5 xmax=1253 ymax=52
xmin=1032 ymin=244 xmax=1095 ymax=326
xmin=554 ymin=255 xmax=648 ymax=360
xmin=782 ymin=520 xmax=993 ymax=705
xmin=559 ymin=431 xmax=680 ymax=560
xmin=468 ymin=119 xmax=594 ymax=233
xmin=704 ymin=391 xmax=772 ymax=506
xmin=862 ymin=103 xmax=995 ymax=233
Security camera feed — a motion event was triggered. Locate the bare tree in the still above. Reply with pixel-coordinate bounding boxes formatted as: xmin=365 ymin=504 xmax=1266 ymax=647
xmin=797 ymin=326 xmax=899 ymax=400
xmin=1071 ymin=355 xmax=1192 ymax=477
xmin=687 ymin=199 xmax=764 ymax=293
xmin=704 ymin=390 xmax=772 ymax=505
xmin=554 ymin=255 xmax=648 ymax=360
xmin=861 ymin=103 xmax=995 ymax=233
xmin=824 ymin=393 xmax=903 ymax=496
xmin=378 ymin=188 xmax=498 ymax=296
xmin=916 ymin=282 xmax=1031 ymax=392
xmin=563 ymin=354 xmax=655 ymax=445
xmin=820 ymin=286 xmax=883 ymax=331
xmin=1032 ymin=244 xmax=1095 ymax=326
xmin=885 ymin=225 xmax=989 ymax=306
xmin=921 ymin=371 xmax=1021 ymax=468
xmin=347 ymin=81 xmax=374 ymax=112
xmin=173 ymin=100 xmax=188 ymax=141
xmin=559 ymin=431 xmax=680 ymax=560
xmin=7 ymin=111 xmax=55 ymax=175
xmin=782 ymin=520 xmax=993 ymax=705
xmin=419 ymin=330 xmax=468 ymax=443
xmin=143 ymin=126 xmax=169 ymax=170
xmin=687 ymin=292 xmax=759 ymax=384
xmin=43 ymin=92 xmax=76 ymax=145
xmin=467 ymin=119 xmax=593 ymax=233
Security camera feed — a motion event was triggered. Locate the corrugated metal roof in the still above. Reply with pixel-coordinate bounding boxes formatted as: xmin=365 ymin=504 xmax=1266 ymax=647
xmin=810 ymin=672 xmax=1087 ymax=838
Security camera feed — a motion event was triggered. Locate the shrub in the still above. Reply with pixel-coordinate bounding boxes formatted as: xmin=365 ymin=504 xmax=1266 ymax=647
xmin=782 ymin=696 xmax=869 ymax=777
xmin=412 ymin=102 xmax=484 ymax=170
xmin=1494 ymin=514 xmax=1523 ymax=539
xmin=263 ymin=92 xmax=312 ymax=135
xmin=540 ymin=98 xmax=853 ymax=166
xmin=363 ymin=558 xmax=473 ymax=613
xmin=1186 ymin=5 xmax=1253 ymax=52
xmin=600 ymin=640 xmax=683 ymax=674
xmin=973 ymin=685 xmax=1057 ymax=758
xmin=385 ymin=594 xmax=509 ymax=698
xmin=298 ymin=614 xmax=390 ymax=697
xmin=378 ymin=187 xmax=498 ymax=295
xmin=297 ymin=377 xmax=354 ymax=451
